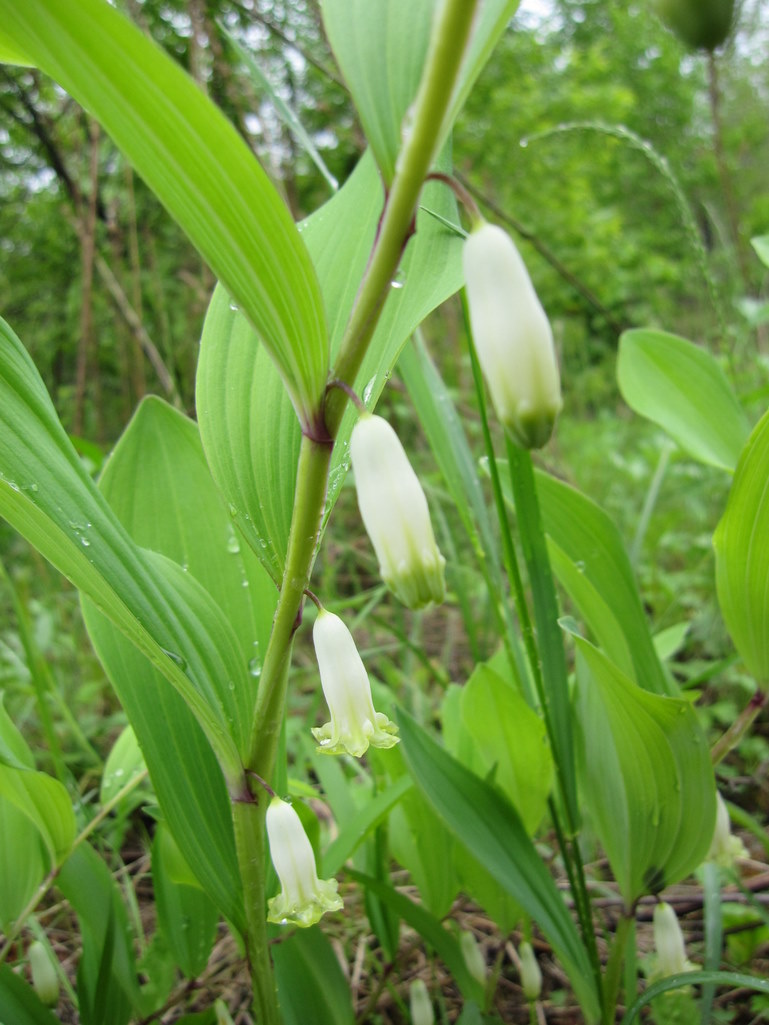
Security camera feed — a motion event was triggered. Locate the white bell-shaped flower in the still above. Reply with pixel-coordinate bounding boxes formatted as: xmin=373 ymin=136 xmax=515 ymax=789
xmin=265 ymin=796 xmax=342 ymax=927
xmin=311 ymin=608 xmax=399 ymax=757
xmin=463 ymin=222 xmax=562 ymax=449
xmin=349 ymin=413 xmax=446 ymax=609
xmin=652 ymin=902 xmax=696 ymax=980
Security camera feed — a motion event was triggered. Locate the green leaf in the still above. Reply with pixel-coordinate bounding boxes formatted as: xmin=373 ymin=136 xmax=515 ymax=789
xmin=617 ymin=329 xmax=749 ymax=471
xmin=100 ymin=726 xmax=146 ymax=807
xmin=535 ymin=470 xmax=675 ymax=696
xmin=458 ymin=664 xmax=553 ymax=833
xmin=57 ymin=843 xmax=141 ymax=1025
xmin=0 ymin=799 xmax=47 ymax=932
xmin=273 ymin=927 xmax=355 ymax=1025
xmin=197 ymin=150 xmax=464 ymax=579
xmin=0 ymin=317 xmax=242 ymax=780
xmin=0 ymin=964 xmax=61 ymax=1025
xmin=0 ymin=0 xmax=328 ymax=424
xmin=81 ymin=398 xmax=267 ymax=931
xmin=751 ymin=235 xmax=769 ymax=269
xmin=398 ymin=711 xmax=601 ymax=1024
xmin=0 ymin=765 xmax=75 ymax=864
xmin=713 ymin=408 xmax=769 ymax=685
xmin=573 ymin=634 xmax=715 ymax=904
xmin=153 ymin=825 xmax=219 ymax=979
xmin=322 ymin=0 xmax=518 ymax=184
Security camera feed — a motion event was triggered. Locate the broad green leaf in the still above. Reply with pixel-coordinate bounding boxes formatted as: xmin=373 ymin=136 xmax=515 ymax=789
xmin=0 ymin=765 xmax=75 ymax=864
xmin=273 ymin=927 xmax=355 ymax=1025
xmin=346 ymin=869 xmax=485 ymax=1006
xmin=536 ymin=470 xmax=675 ymax=696
xmin=153 ymin=825 xmax=219 ymax=979
xmin=617 ymin=329 xmax=749 ymax=471
xmin=0 ymin=964 xmax=61 ymax=1025
xmin=398 ymin=711 xmax=601 ymax=1024
xmin=57 ymin=843 xmax=141 ymax=1024
xmin=0 ymin=31 xmax=33 ymax=66
xmin=752 ymin=235 xmax=769 ymax=269
xmin=573 ymin=634 xmax=715 ymax=905
xmin=322 ymin=0 xmax=518 ymax=184
xmin=0 ymin=0 xmax=328 ymax=424
xmin=713 ymin=408 xmax=769 ymax=685
xmin=0 ymin=317 xmax=242 ymax=779
xmin=0 ymin=799 xmax=47 ymax=932
xmin=197 ymin=150 xmax=463 ymax=579
xmin=459 ymin=664 xmax=553 ymax=833
xmin=81 ymin=399 xmax=271 ymax=930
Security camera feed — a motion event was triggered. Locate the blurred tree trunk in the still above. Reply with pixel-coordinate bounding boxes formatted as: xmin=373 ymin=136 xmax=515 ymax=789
xmin=73 ymin=117 xmax=101 ymax=438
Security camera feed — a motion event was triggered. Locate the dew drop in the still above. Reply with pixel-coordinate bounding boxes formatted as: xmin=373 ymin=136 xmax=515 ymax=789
xmin=226 ymin=532 xmax=241 ymax=554
xmin=249 ymin=658 xmax=262 ymax=678
xmin=519 ymin=137 xmax=529 ymax=148
xmin=229 ymin=300 xmax=239 ymax=312
xmin=161 ymin=648 xmax=187 ymax=671
xmin=80 ymin=536 xmax=91 ymax=547
xmin=390 ymin=270 xmax=405 ymax=290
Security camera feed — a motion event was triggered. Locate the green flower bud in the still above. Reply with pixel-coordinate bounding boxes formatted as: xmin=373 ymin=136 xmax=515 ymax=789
xmin=266 ymin=796 xmax=343 ymax=928
xmin=311 ymin=608 xmax=399 ymax=757
xmin=463 ymin=222 xmax=562 ymax=449
xmin=654 ymin=0 xmax=734 ymax=51
xmin=28 ymin=941 xmax=59 ymax=1007
xmin=519 ymin=941 xmax=542 ymax=1002
xmin=350 ymin=413 xmax=446 ymax=609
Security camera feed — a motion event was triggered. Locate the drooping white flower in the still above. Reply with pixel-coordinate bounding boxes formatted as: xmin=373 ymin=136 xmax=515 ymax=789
xmin=409 ymin=979 xmax=434 ymax=1025
xmin=652 ymin=902 xmax=697 ymax=980
xmin=707 ymin=791 xmax=747 ymax=868
xmin=460 ymin=930 xmax=487 ymax=987
xmin=463 ymin=222 xmax=562 ymax=449
xmin=349 ymin=413 xmax=446 ymax=609
xmin=28 ymin=941 xmax=59 ymax=1007
xmin=311 ymin=608 xmax=399 ymax=757
xmin=518 ymin=940 xmax=542 ymax=1002
xmin=265 ymin=796 xmax=342 ymax=927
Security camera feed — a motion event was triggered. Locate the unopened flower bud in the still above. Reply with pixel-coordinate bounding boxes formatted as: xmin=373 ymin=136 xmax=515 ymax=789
xmin=653 ymin=902 xmax=696 ymax=979
xmin=460 ymin=930 xmax=487 ymax=987
xmin=707 ymin=792 xmax=747 ymax=868
xmin=28 ymin=940 xmax=59 ymax=1007
xmin=463 ymin=223 xmax=562 ymax=449
xmin=311 ymin=608 xmax=399 ymax=757
xmin=519 ymin=941 xmax=542 ymax=1002
xmin=350 ymin=413 xmax=446 ymax=608
xmin=409 ymin=979 xmax=434 ymax=1025
xmin=266 ymin=796 xmax=343 ymax=927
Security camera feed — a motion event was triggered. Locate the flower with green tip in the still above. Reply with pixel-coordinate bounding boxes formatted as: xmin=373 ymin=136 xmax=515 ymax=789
xmin=265 ymin=796 xmax=342 ymax=927
xmin=311 ymin=608 xmax=399 ymax=757
xmin=350 ymin=413 xmax=446 ymax=609
xmin=463 ymin=222 xmax=562 ymax=449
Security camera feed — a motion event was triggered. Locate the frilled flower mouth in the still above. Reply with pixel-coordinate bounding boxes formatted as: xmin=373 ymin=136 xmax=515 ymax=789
xmin=265 ymin=796 xmax=343 ymax=928
xmin=311 ymin=608 xmax=399 ymax=757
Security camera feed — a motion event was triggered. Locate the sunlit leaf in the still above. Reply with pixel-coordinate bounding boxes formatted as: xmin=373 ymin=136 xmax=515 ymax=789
xmin=617 ymin=329 xmax=749 ymax=471
xmin=751 ymin=235 xmax=769 ymax=269
xmin=0 ymin=765 xmax=75 ymax=864
xmin=0 ymin=964 xmax=61 ymax=1025
xmin=713 ymin=408 xmax=769 ymax=686
xmin=0 ymin=800 xmax=47 ymax=932
xmin=273 ymin=928 xmax=355 ymax=1025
